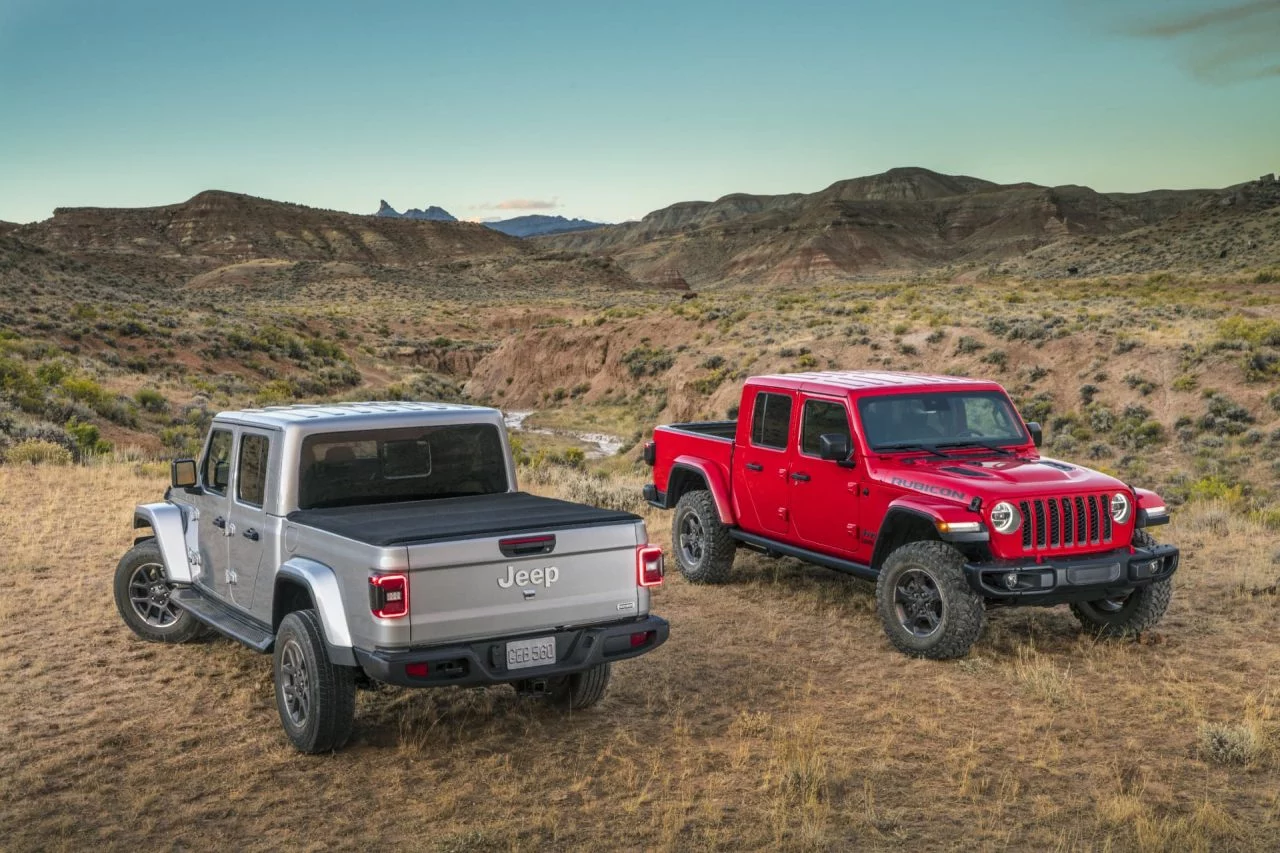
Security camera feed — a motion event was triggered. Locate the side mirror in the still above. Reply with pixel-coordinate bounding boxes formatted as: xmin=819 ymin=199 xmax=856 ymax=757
xmin=214 ymin=460 xmax=231 ymax=490
xmin=171 ymin=458 xmax=197 ymax=489
xmin=1026 ymin=422 xmax=1042 ymax=447
xmin=818 ymin=433 xmax=852 ymax=463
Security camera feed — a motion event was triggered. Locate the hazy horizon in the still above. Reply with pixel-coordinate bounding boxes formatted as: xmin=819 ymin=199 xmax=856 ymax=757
xmin=1 ymin=0 xmax=1277 ymax=224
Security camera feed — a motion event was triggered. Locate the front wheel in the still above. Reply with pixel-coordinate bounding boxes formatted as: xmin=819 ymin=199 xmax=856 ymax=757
xmin=113 ymin=540 xmax=204 ymax=643
xmin=1071 ymin=531 xmax=1172 ymax=637
xmin=273 ymin=609 xmax=356 ymax=754
xmin=875 ymin=541 xmax=986 ymax=659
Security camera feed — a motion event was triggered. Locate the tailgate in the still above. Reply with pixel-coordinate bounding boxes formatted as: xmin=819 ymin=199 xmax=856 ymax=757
xmin=405 ymin=522 xmax=643 ymax=646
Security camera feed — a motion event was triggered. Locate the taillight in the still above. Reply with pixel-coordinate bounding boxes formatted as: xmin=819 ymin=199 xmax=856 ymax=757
xmin=637 ymin=545 xmax=664 ymax=587
xmin=369 ymin=573 xmax=409 ymax=618
xmin=404 ymin=662 xmax=429 ymax=678
xmin=642 ymin=441 xmax=656 ymax=466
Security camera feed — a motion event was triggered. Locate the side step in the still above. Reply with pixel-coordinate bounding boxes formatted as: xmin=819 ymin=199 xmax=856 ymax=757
xmin=171 ymin=587 xmax=274 ymax=652
xmin=729 ymin=530 xmax=879 ymax=581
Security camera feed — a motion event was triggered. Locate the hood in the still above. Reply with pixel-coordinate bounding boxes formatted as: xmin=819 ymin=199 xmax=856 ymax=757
xmin=876 ymin=453 xmax=1127 ymax=503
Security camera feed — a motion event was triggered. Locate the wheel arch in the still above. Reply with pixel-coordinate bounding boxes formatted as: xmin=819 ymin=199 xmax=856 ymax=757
xmin=275 ymin=558 xmax=356 ymax=665
xmin=667 ymin=457 xmax=734 ymax=524
xmin=132 ymin=502 xmax=193 ymax=584
xmin=871 ymin=507 xmax=945 ymax=571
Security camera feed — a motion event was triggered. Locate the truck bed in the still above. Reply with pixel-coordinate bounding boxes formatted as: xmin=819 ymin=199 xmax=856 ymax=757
xmin=664 ymin=420 xmax=736 ymax=441
xmin=288 ymin=491 xmax=639 ymax=547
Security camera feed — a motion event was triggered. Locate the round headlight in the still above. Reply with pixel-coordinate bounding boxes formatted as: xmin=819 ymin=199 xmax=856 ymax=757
xmin=990 ymin=501 xmax=1021 ymax=534
xmin=1111 ymin=492 xmax=1132 ymax=524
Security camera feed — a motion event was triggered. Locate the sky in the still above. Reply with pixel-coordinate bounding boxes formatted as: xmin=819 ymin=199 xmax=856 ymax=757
xmin=0 ymin=0 xmax=1277 ymax=224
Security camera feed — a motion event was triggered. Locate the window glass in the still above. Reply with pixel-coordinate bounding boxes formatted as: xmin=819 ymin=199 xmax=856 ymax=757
xmin=801 ymin=399 xmax=851 ymax=456
xmin=857 ymin=391 xmax=1027 ymax=450
xmin=202 ymin=429 xmax=233 ymax=493
xmin=298 ymin=424 xmax=507 ymax=510
xmin=750 ymin=392 xmax=792 ymax=449
xmin=237 ymin=433 xmax=270 ymax=507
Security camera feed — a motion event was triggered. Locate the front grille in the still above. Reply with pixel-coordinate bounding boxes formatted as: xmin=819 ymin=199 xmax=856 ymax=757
xmin=1019 ymin=494 xmax=1114 ymax=552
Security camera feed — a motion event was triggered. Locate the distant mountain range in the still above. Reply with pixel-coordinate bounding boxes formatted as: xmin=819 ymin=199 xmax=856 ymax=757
xmin=537 ymin=166 xmax=1280 ymax=282
xmin=374 ymin=201 xmax=605 ymax=238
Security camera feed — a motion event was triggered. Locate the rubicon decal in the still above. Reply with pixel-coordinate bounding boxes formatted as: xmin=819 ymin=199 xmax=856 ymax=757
xmin=890 ymin=477 xmax=967 ymax=500
xmin=497 ymin=565 xmax=560 ymax=589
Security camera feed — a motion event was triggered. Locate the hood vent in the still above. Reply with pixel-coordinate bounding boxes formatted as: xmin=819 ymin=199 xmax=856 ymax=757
xmin=940 ymin=466 xmax=993 ymax=478
xmin=1037 ymin=460 xmax=1075 ymax=472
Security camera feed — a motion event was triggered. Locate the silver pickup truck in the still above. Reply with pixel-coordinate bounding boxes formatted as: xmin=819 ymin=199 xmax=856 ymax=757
xmin=115 ymin=402 xmax=669 ymax=753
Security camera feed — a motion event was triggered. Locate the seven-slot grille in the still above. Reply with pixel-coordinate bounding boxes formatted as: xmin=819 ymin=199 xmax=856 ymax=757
xmin=1017 ymin=494 xmax=1113 ymax=551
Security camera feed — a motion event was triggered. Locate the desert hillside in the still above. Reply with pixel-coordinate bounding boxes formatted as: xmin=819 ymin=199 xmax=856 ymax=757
xmin=540 ymin=167 xmax=1280 ymax=284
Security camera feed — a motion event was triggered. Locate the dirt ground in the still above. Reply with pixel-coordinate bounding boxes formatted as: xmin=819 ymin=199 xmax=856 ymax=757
xmin=0 ymin=462 xmax=1277 ymax=852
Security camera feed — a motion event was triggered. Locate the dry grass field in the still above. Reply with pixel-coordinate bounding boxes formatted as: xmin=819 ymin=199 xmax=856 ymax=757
xmin=1 ymin=461 xmax=1277 ymax=852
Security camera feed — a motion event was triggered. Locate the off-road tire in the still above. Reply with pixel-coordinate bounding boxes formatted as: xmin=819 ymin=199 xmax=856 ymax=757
xmin=273 ymin=609 xmax=356 ymax=754
xmin=113 ymin=539 xmax=204 ymax=643
xmin=547 ymin=663 xmax=612 ymax=710
xmin=672 ymin=490 xmax=735 ymax=583
xmin=1070 ymin=530 xmax=1172 ymax=638
xmin=875 ymin=541 xmax=986 ymax=660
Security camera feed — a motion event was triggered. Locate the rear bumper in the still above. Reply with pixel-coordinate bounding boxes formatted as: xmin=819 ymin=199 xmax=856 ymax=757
xmin=965 ymin=543 xmax=1180 ymax=605
xmin=642 ymin=484 xmax=667 ymax=510
xmin=354 ymin=614 xmax=670 ymax=688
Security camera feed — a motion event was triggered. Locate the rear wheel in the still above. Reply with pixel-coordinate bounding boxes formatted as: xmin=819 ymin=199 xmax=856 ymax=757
xmin=113 ymin=540 xmax=204 ymax=643
xmin=1071 ymin=530 xmax=1172 ymax=637
xmin=273 ymin=609 xmax=356 ymax=754
xmin=547 ymin=663 xmax=611 ymax=710
xmin=672 ymin=490 xmax=735 ymax=583
xmin=875 ymin=541 xmax=986 ymax=659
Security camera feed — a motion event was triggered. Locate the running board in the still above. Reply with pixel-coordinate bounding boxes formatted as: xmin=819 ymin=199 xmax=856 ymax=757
xmin=171 ymin=587 xmax=274 ymax=652
xmin=729 ymin=530 xmax=878 ymax=581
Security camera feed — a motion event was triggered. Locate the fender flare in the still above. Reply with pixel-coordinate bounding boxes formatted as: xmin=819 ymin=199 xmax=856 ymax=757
xmin=669 ymin=456 xmax=735 ymax=524
xmin=1133 ymin=487 xmax=1170 ymax=527
xmin=133 ymin=502 xmax=193 ymax=584
xmin=872 ymin=498 xmax=986 ymax=568
xmin=276 ymin=558 xmax=355 ymax=658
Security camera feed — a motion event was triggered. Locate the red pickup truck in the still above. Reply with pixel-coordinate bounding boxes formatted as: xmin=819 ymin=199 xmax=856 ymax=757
xmin=642 ymin=371 xmax=1179 ymax=658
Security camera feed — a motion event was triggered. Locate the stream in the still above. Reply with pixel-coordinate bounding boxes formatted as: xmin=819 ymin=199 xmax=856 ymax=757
xmin=503 ymin=411 xmax=626 ymax=459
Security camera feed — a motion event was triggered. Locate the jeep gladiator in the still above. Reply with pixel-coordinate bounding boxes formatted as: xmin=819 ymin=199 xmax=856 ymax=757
xmin=116 ymin=402 xmax=669 ymax=752
xmin=642 ymin=371 xmax=1178 ymax=659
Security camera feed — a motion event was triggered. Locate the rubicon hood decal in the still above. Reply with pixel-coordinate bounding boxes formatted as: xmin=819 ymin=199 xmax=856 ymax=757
xmin=890 ymin=477 xmax=966 ymax=500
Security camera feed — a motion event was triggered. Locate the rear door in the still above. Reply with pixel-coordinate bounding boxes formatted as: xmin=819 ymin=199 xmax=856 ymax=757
xmin=405 ymin=523 xmax=642 ymax=647
xmin=790 ymin=394 xmax=865 ymax=559
xmin=733 ymin=387 xmax=796 ymax=537
xmin=227 ymin=428 xmax=274 ymax=612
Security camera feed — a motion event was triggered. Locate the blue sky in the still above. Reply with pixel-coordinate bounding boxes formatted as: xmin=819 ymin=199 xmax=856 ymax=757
xmin=0 ymin=0 xmax=1276 ymax=224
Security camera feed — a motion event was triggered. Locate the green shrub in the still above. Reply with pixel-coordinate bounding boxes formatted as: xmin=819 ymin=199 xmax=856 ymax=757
xmin=954 ymin=336 xmax=984 ymax=355
xmin=134 ymin=388 xmax=168 ymax=412
xmin=66 ymin=418 xmax=112 ymax=457
xmin=620 ymin=346 xmax=674 ymax=378
xmin=4 ymin=439 xmax=73 ymax=465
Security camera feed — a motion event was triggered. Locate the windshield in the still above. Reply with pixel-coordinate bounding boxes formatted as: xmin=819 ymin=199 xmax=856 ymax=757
xmin=298 ymin=424 xmax=508 ymax=509
xmin=856 ymin=390 xmax=1028 ymax=452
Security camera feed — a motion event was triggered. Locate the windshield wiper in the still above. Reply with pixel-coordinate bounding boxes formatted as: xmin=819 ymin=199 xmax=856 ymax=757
xmin=934 ymin=440 xmax=1014 ymax=456
xmin=874 ymin=442 xmax=951 ymax=458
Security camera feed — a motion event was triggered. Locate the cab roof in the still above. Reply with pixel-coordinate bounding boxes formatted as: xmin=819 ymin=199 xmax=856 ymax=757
xmin=749 ymin=371 xmax=1005 ymax=396
xmin=212 ymin=401 xmax=498 ymax=431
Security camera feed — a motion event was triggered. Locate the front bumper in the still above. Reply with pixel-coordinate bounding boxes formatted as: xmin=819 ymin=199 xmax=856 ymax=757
xmin=965 ymin=543 xmax=1180 ymax=605
xmin=354 ymin=614 xmax=670 ymax=688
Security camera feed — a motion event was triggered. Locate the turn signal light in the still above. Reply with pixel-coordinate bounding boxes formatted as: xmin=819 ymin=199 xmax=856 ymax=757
xmin=637 ymin=545 xmax=664 ymax=587
xmin=369 ymin=573 xmax=409 ymax=619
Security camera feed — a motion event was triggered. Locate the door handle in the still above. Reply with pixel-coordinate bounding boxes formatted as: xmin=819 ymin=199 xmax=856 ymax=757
xmin=242 ymin=528 xmax=260 ymax=542
xmin=790 ymin=472 xmax=811 ymax=482
xmin=745 ymin=462 xmax=764 ymax=472
xmin=212 ymin=516 xmax=226 ymax=529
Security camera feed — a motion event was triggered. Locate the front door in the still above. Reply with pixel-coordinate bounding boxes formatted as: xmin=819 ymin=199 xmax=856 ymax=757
xmin=190 ymin=426 xmax=234 ymax=601
xmin=227 ymin=428 xmax=273 ymax=612
xmin=789 ymin=395 xmax=865 ymax=560
xmin=734 ymin=388 xmax=796 ymax=537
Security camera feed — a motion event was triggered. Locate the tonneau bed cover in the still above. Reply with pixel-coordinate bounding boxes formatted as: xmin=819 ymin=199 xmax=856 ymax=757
xmin=288 ymin=491 xmax=639 ymax=547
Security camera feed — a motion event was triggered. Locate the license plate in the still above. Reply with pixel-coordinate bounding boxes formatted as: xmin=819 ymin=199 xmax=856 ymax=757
xmin=506 ymin=636 xmax=556 ymax=671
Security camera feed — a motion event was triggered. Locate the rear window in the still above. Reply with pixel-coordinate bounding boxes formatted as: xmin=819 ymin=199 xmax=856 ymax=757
xmin=750 ymin=392 xmax=792 ymax=449
xmin=298 ymin=424 xmax=508 ymax=509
